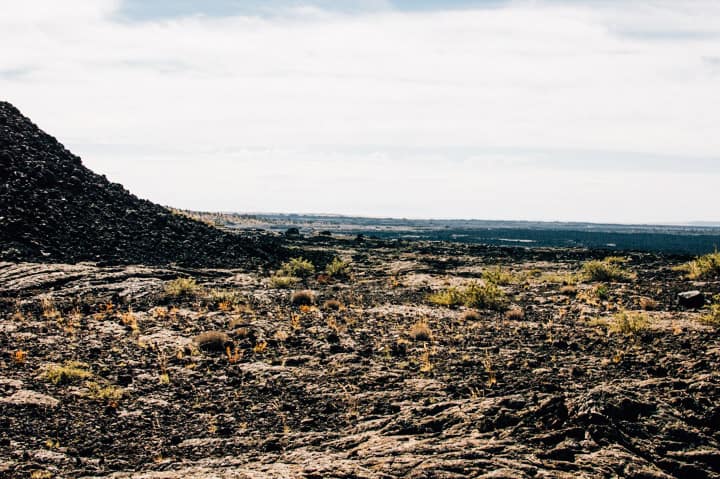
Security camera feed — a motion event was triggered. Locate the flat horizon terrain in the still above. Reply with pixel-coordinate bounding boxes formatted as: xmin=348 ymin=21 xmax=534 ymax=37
xmin=176 ymin=210 xmax=720 ymax=256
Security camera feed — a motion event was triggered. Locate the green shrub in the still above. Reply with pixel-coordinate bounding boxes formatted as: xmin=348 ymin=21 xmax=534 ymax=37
xmin=582 ymin=260 xmax=634 ymax=282
xmin=429 ymin=281 xmax=508 ymax=311
xmin=269 ymin=275 xmax=299 ymax=289
xmin=596 ymin=284 xmax=610 ymax=300
xmin=609 ymin=311 xmax=649 ymax=335
xmin=677 ymin=252 xmax=720 ymax=280
xmin=279 ymin=257 xmax=315 ymax=278
xmin=42 ymin=361 xmax=92 ymax=385
xmin=85 ymin=381 xmax=124 ymax=403
xmin=703 ymin=295 xmax=720 ymax=325
xmin=482 ymin=266 xmax=516 ymax=286
xmin=206 ymin=289 xmax=245 ymax=309
xmin=539 ymin=272 xmax=579 ymax=285
xmin=164 ymin=277 xmax=202 ymax=298
xmin=325 ymin=258 xmax=351 ymax=279
xmin=427 ymin=286 xmax=466 ymax=307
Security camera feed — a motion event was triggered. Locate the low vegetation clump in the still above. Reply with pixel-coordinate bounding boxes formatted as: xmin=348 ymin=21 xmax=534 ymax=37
xmin=560 ymin=285 xmax=578 ymax=296
xmin=609 ymin=311 xmax=650 ymax=335
xmin=164 ymin=277 xmax=202 ymax=298
xmin=291 ymin=290 xmax=316 ymax=306
xmin=42 ymin=361 xmax=93 ymax=385
xmin=582 ymin=259 xmax=634 ymax=283
xmin=639 ymin=297 xmax=659 ymax=311
xmin=269 ymin=275 xmax=299 ymax=289
xmin=194 ymin=331 xmax=233 ymax=352
xmin=538 ymin=272 xmax=579 ymax=285
xmin=85 ymin=381 xmax=124 ymax=404
xmin=677 ymin=252 xmax=720 ymax=280
xmin=325 ymin=257 xmax=352 ymax=279
xmin=504 ymin=307 xmax=525 ymax=321
xmin=408 ymin=320 xmax=432 ymax=341
xmin=322 ymin=299 xmax=343 ymax=311
xmin=461 ymin=310 xmax=482 ymax=321
xmin=278 ymin=257 xmax=315 ymax=278
xmin=702 ymin=296 xmax=720 ymax=325
xmin=482 ymin=266 xmax=517 ymax=286
xmin=206 ymin=289 xmax=246 ymax=310
xmin=429 ymin=281 xmax=508 ymax=311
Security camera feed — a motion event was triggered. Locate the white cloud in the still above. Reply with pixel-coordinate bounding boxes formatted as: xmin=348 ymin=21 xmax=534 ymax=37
xmin=1 ymin=1 xmax=719 ymax=222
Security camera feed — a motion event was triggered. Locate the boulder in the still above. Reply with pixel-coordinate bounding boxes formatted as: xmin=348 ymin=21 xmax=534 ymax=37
xmin=678 ymin=290 xmax=705 ymax=309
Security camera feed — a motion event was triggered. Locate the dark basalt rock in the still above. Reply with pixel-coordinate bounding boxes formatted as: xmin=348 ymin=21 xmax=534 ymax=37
xmin=678 ymin=290 xmax=705 ymax=309
xmin=285 ymin=227 xmax=301 ymax=238
xmin=0 ymin=101 xmax=283 ymax=267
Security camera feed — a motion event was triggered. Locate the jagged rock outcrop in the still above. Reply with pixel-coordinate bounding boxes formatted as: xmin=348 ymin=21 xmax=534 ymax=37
xmin=0 ymin=102 xmax=280 ymax=267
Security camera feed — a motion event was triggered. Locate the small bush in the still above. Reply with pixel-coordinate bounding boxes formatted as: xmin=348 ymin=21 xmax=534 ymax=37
xmin=326 ymin=258 xmax=352 ymax=279
xmin=462 ymin=282 xmax=509 ymax=310
xmin=560 ymin=285 xmax=578 ymax=296
xmin=269 ymin=275 xmax=299 ymax=289
xmin=677 ymin=252 xmax=720 ymax=280
xmin=428 ymin=287 xmax=466 ymax=307
xmin=703 ymin=295 xmax=720 ymax=325
xmin=639 ymin=297 xmax=659 ymax=311
xmin=322 ymin=299 xmax=343 ymax=311
xmin=582 ymin=260 xmax=634 ymax=283
xmin=291 ymin=290 xmax=316 ymax=306
xmin=539 ymin=272 xmax=579 ymax=285
xmin=85 ymin=381 xmax=124 ymax=404
xmin=604 ymin=256 xmax=629 ymax=264
xmin=595 ymin=284 xmax=610 ymax=300
xmin=279 ymin=257 xmax=315 ymax=278
xmin=194 ymin=331 xmax=233 ymax=352
xmin=610 ymin=311 xmax=649 ymax=335
xmin=42 ymin=361 xmax=92 ymax=385
xmin=482 ymin=266 xmax=516 ymax=286
xmin=165 ymin=277 xmax=202 ymax=298
xmin=206 ymin=289 xmax=245 ymax=309
xmin=408 ymin=320 xmax=432 ymax=341
xmin=504 ymin=307 xmax=525 ymax=321
xmin=429 ymin=281 xmax=508 ymax=310
xmin=461 ymin=310 xmax=482 ymax=321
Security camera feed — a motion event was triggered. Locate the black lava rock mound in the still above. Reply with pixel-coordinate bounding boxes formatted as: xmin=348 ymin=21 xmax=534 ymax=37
xmin=0 ymin=101 xmax=281 ymax=267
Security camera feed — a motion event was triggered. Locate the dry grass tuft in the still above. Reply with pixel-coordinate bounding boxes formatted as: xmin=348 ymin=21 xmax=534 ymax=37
xmin=702 ymin=296 xmax=720 ymax=325
xmin=482 ymin=266 xmax=517 ymax=286
xmin=609 ymin=311 xmax=650 ymax=335
xmin=193 ymin=331 xmax=233 ymax=352
xmin=429 ymin=281 xmax=508 ymax=311
xmin=322 ymin=299 xmax=343 ymax=311
xmin=582 ymin=260 xmax=635 ymax=283
xmin=676 ymin=252 xmax=720 ymax=280
xmin=42 ymin=361 xmax=93 ymax=385
xmin=291 ymin=290 xmax=316 ymax=306
xmin=325 ymin=258 xmax=352 ymax=279
xmin=560 ymin=285 xmax=578 ymax=296
xmin=165 ymin=277 xmax=202 ymax=298
xmin=504 ymin=307 xmax=525 ymax=321
xmin=269 ymin=275 xmax=299 ymax=289
xmin=461 ymin=310 xmax=482 ymax=321
xmin=408 ymin=320 xmax=433 ymax=342
xmin=639 ymin=297 xmax=659 ymax=311
xmin=279 ymin=257 xmax=315 ymax=278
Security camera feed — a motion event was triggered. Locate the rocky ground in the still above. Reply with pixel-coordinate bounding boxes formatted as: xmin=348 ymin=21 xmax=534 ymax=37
xmin=1 ymin=237 xmax=719 ymax=478
xmin=0 ymin=101 xmax=285 ymax=267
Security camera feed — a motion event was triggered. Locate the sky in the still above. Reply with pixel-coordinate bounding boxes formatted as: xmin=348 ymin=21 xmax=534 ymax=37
xmin=1 ymin=0 xmax=719 ymax=223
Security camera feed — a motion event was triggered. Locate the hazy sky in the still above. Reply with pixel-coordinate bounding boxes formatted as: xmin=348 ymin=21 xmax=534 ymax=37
xmin=2 ymin=0 xmax=719 ymax=223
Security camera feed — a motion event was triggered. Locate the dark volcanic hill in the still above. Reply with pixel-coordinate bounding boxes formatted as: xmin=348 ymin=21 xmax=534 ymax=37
xmin=0 ymin=101 xmax=280 ymax=267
